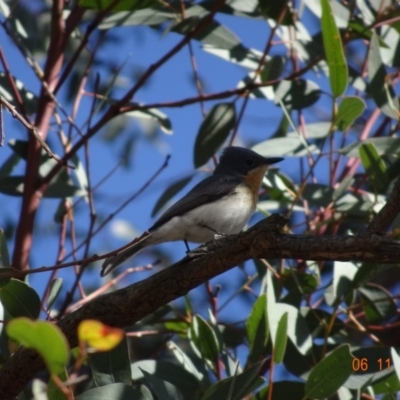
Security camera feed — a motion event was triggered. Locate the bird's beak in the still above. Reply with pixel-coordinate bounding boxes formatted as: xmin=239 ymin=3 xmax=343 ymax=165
xmin=264 ymin=157 xmax=284 ymax=165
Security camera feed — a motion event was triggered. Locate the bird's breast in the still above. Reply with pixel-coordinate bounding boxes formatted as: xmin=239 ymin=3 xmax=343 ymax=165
xmin=181 ymin=183 xmax=256 ymax=242
xmin=148 ymin=184 xmax=257 ymax=245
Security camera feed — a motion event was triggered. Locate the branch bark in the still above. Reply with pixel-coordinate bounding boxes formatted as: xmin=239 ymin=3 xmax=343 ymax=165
xmin=1 ymin=214 xmax=400 ymax=398
xmin=11 ymin=0 xmax=80 ymax=272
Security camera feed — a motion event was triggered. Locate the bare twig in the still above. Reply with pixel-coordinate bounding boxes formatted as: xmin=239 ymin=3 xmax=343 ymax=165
xmin=0 ymin=96 xmax=71 ymax=165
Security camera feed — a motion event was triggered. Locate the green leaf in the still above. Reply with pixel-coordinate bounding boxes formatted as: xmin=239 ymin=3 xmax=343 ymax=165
xmin=273 ymin=312 xmax=288 ymax=364
xmin=6 ymin=317 xmax=69 ymax=375
xmin=301 ymin=308 xmax=345 ymax=338
xmin=46 ymin=278 xmax=63 ymax=312
xmin=302 ymin=183 xmax=334 ymax=207
xmin=140 ymin=368 xmax=182 ymax=400
xmin=282 ymin=270 xmax=318 ymax=296
xmin=269 ymin=302 xmax=312 ymax=357
xmin=194 ymin=103 xmax=235 ymax=167
xmin=125 ymin=107 xmax=172 ymax=134
xmin=71 ymin=154 xmax=89 ymax=192
xmin=189 ymin=315 xmax=219 ymax=368
xmin=391 ymin=348 xmax=400 ymax=383
xmin=352 ymin=262 xmax=381 ymax=288
xmin=260 ymin=56 xmax=284 ymax=83
xmin=252 ymin=137 xmax=319 ymax=157
xmin=305 ymin=344 xmax=353 ymax=398
xmin=370 ymin=370 xmax=400 ymax=395
xmin=99 ymin=8 xmax=175 ymax=29
xmin=0 ymin=229 xmax=10 ymax=268
xmin=368 ymin=32 xmax=399 ymax=119
xmin=359 ymin=142 xmax=387 ymax=193
xmin=246 ymin=294 xmax=269 ymax=363
xmin=8 ymin=139 xmax=28 ymax=158
xmin=359 ymin=284 xmax=396 ymax=323
xmin=203 ymin=45 xmax=262 ymax=70
xmin=132 ymin=360 xmax=201 ymax=400
xmin=340 ymin=137 xmax=400 ymax=157
xmin=239 ymin=71 xmax=274 ymax=100
xmin=331 ymin=261 xmax=358 ymax=305
xmin=294 ymin=122 xmax=332 ymax=139
xmin=0 ymin=0 xmax=10 ymax=17
xmin=267 ymin=272 xmax=312 ymax=356
xmin=79 ymin=0 xmax=156 ymax=12
xmin=335 ymin=97 xmax=366 ymax=131
xmin=0 ymin=279 xmax=41 ymax=319
xmin=0 ymin=73 xmax=38 ymax=115
xmin=253 ymin=381 xmax=305 ymax=400
xmin=274 ymin=79 xmax=321 ymax=110
xmin=0 ymin=176 xmax=86 ymax=198
xmin=320 ymin=0 xmax=348 ymax=97
xmin=167 ymin=340 xmax=204 ymax=382
xmin=0 ymin=153 xmax=21 ymax=179
xmin=151 ymin=176 xmax=193 ymax=217
xmin=258 ymin=0 xmax=294 ymax=25
xmin=332 ymin=175 xmax=354 ymax=201
xmin=172 ymin=12 xmax=241 ymax=50
xmin=200 ymin=1 xmax=261 ymax=19
xmin=201 ymin=360 xmax=266 ymax=400
xmin=90 ymin=338 xmax=131 ymax=386
xmin=47 ymin=369 xmax=68 ymax=400
xmin=0 ymin=267 xmax=15 ymax=288
xmin=76 ymin=383 xmax=143 ymax=400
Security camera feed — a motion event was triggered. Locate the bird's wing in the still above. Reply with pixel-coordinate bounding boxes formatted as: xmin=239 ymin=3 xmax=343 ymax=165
xmin=150 ymin=174 xmax=242 ymax=231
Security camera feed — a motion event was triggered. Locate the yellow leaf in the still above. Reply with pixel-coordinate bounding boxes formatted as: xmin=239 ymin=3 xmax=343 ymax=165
xmin=78 ymin=320 xmax=124 ymax=351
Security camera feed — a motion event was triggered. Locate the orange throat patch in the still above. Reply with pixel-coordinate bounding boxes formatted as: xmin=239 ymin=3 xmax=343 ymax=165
xmin=243 ymin=165 xmax=269 ymax=201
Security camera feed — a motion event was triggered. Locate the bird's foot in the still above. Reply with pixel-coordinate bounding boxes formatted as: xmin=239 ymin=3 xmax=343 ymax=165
xmin=198 ymin=223 xmax=226 ymax=239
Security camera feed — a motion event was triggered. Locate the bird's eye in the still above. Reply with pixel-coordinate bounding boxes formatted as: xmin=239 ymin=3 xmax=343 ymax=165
xmin=246 ymin=159 xmax=255 ymax=166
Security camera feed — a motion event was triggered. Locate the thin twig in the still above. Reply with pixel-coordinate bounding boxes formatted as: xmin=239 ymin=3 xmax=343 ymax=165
xmin=0 ymin=96 xmax=72 ymax=166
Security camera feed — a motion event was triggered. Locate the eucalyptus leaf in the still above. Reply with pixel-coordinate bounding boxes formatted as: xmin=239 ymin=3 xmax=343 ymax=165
xmin=274 ymin=79 xmax=321 ymax=110
xmin=201 ymin=360 xmax=265 ymax=400
xmin=0 ymin=73 xmax=38 ymax=115
xmin=321 ymin=0 xmax=348 ymax=97
xmin=100 ymin=8 xmax=175 ymax=29
xmin=359 ymin=142 xmax=387 ymax=193
xmin=46 ymin=278 xmax=62 ymax=312
xmin=194 ymin=103 xmax=235 ymax=167
xmin=368 ymin=32 xmax=399 ymax=119
xmin=90 ymin=338 xmax=131 ymax=386
xmin=76 ymin=383 xmax=141 ymax=400
xmin=305 ymin=344 xmax=353 ymax=398
xmin=0 ymin=279 xmax=41 ymax=319
xmin=126 ymin=108 xmax=172 ymax=134
xmin=335 ymin=97 xmax=365 ymax=131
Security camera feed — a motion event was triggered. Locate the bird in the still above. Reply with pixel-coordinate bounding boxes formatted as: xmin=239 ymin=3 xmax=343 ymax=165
xmin=101 ymin=146 xmax=283 ymax=276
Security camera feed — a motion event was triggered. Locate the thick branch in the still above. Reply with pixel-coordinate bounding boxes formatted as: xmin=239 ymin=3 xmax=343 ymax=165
xmin=1 ymin=215 xmax=400 ymax=398
xmin=12 ymin=0 xmax=74 ymax=272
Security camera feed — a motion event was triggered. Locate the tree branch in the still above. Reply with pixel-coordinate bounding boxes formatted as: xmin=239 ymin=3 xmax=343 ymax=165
xmin=11 ymin=0 xmax=73 ymax=272
xmin=1 ymin=214 xmax=400 ymax=398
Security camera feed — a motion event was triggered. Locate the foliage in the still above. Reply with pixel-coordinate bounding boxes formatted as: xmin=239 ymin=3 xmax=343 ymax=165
xmin=0 ymin=0 xmax=399 ymax=399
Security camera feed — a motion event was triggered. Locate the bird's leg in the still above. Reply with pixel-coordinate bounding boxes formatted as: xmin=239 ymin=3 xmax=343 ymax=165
xmin=198 ymin=223 xmax=227 ymax=239
xmin=183 ymin=240 xmax=190 ymax=252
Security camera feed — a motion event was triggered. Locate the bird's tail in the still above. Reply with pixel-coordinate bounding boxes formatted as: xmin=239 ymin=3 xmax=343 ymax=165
xmin=101 ymin=232 xmax=151 ymax=277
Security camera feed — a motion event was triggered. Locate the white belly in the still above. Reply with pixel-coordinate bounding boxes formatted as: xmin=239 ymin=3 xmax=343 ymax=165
xmin=150 ymin=185 xmax=255 ymax=244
